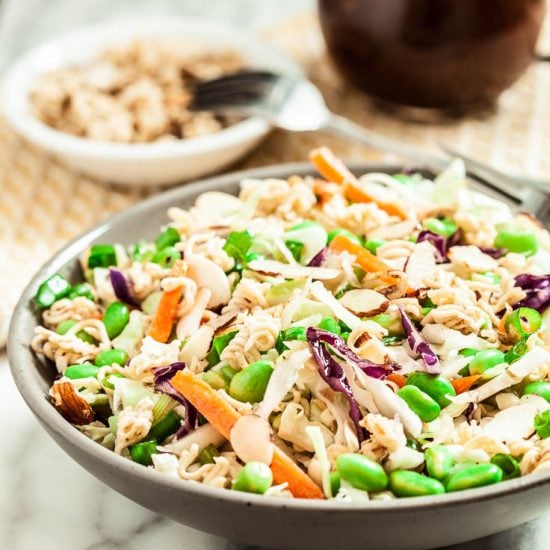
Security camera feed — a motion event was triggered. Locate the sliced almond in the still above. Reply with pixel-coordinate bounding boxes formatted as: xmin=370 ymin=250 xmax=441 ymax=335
xmin=50 ymin=381 xmax=95 ymax=425
xmin=338 ymin=288 xmax=389 ymax=317
xmin=230 ymin=414 xmax=274 ymax=465
xmin=405 ymin=241 xmax=437 ymax=290
xmin=247 ymin=260 xmax=340 ymax=280
xmin=186 ymin=255 xmax=231 ymax=308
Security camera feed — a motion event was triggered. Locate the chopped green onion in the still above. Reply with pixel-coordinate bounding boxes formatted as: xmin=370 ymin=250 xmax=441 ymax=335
xmin=223 ymin=229 xmax=254 ymax=265
xmin=198 ymin=443 xmax=221 ymax=465
xmin=285 ymin=240 xmax=305 ymax=262
xmin=35 ymin=274 xmax=71 ymax=309
xmin=504 ymin=307 xmax=541 ymax=340
xmin=276 ymin=326 xmax=307 ymax=353
xmin=101 ymin=373 xmax=125 ymax=390
xmin=534 ymin=409 xmax=550 ymax=439
xmin=152 ymin=246 xmax=180 ymax=268
xmin=131 ymin=241 xmax=156 ymax=262
xmin=364 ymin=239 xmax=385 ymax=255
xmin=67 ymin=283 xmax=95 ymax=301
xmin=148 ymin=410 xmax=181 ymax=442
xmin=88 ymin=244 xmax=117 ymax=268
xmin=206 ymin=331 xmax=238 ymax=367
xmin=129 ymin=440 xmax=157 ymax=466
xmin=155 ymin=227 xmax=180 ymax=250
xmin=505 ymin=340 xmax=528 ymax=364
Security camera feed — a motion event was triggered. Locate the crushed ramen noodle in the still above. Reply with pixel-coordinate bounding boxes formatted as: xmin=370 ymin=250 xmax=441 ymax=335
xmin=32 ymin=148 xmax=550 ymax=500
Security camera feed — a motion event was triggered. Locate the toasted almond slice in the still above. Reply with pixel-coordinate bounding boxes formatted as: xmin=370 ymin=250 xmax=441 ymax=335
xmin=247 ymin=260 xmax=340 ymax=280
xmin=50 ymin=381 xmax=95 ymax=425
xmin=186 ymin=255 xmax=231 ymax=308
xmin=230 ymin=414 xmax=274 ymax=465
xmin=338 ymin=288 xmax=389 ymax=317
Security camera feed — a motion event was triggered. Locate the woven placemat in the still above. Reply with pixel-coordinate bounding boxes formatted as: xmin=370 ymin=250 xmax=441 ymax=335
xmin=1 ymin=12 xmax=550 ymax=347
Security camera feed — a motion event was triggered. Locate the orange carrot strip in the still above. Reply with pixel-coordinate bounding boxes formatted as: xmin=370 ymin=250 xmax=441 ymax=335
xmin=343 ymin=183 xmax=407 ymax=220
xmin=147 ymin=261 xmax=186 ymax=343
xmin=309 ymin=147 xmax=407 ymax=219
xmin=451 ymin=375 xmax=482 ymax=395
xmin=309 ymin=146 xmax=357 ymax=185
xmin=386 ymin=373 xmax=407 ymax=388
xmin=329 ymin=234 xmax=390 ymax=274
xmin=170 ymin=371 xmax=325 ymax=500
xmin=171 ymin=371 xmax=240 ymax=436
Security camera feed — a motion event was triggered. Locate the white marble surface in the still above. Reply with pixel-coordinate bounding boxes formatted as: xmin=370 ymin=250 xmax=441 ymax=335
xmin=1 ymin=350 xmax=550 ymax=550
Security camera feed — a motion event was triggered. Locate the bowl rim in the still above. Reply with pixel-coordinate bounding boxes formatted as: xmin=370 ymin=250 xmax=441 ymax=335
xmin=1 ymin=15 xmax=303 ymax=160
xmin=8 ymin=160 xmax=550 ymax=513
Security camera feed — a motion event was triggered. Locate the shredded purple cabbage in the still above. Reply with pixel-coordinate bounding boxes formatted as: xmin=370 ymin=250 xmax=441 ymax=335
xmin=306 ymin=327 xmax=399 ymax=441
xmin=109 ymin=268 xmax=140 ymax=309
xmin=417 ymin=229 xmax=463 ymax=264
xmin=513 ymin=273 xmax=550 ymax=313
xmin=478 ymin=246 xmax=505 ymax=259
xmin=417 ymin=231 xmax=448 ymax=263
xmin=465 ymin=402 xmax=478 ymax=423
xmin=306 ymin=328 xmax=366 ymax=440
xmin=397 ymin=307 xmax=440 ymax=373
xmin=153 ymin=362 xmax=198 ymax=438
xmin=307 ymin=247 xmax=328 ymax=267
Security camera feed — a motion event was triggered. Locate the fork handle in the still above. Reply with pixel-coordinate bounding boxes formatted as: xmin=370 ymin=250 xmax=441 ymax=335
xmin=324 ymin=113 xmax=548 ymax=205
xmin=325 ymin=114 xmax=446 ymax=170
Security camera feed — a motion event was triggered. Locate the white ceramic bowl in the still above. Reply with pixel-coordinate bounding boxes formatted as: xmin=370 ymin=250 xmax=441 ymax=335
xmin=2 ymin=17 xmax=300 ymax=186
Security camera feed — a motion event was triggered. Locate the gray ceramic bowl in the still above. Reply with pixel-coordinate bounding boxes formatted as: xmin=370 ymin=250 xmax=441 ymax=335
xmin=8 ymin=162 xmax=550 ymax=550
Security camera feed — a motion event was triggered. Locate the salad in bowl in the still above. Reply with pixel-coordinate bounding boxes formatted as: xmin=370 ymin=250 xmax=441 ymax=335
xmin=31 ymin=147 xmax=550 ymax=502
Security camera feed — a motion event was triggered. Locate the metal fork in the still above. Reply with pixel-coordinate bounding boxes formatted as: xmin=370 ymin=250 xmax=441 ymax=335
xmin=192 ymin=70 xmax=550 ymax=222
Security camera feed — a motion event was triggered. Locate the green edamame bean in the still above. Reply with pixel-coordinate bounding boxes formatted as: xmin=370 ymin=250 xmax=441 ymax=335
xmin=64 ymin=363 xmax=100 ymax=380
xmin=490 ymin=454 xmax=521 ymax=481
xmin=232 ymin=461 xmax=273 ymax=494
xmin=468 ymin=349 xmax=506 ymax=376
xmin=389 ymin=470 xmax=445 ymax=497
xmin=220 ymin=365 xmax=239 ymax=384
xmin=494 ymin=227 xmax=538 ymax=256
xmin=229 ymin=361 xmax=273 ymax=403
xmin=445 ymin=463 xmax=503 ymax=492
xmin=56 ymin=319 xmax=77 ymax=335
xmin=406 ymin=372 xmax=456 ymax=408
xmin=330 ymin=471 xmax=341 ymax=497
xmin=522 ymin=381 xmax=550 ymax=403
xmin=336 ymin=453 xmax=388 ymax=492
xmin=397 ymin=385 xmax=441 ymax=423
xmin=94 ymin=348 xmax=128 ymax=367
xmin=103 ymin=301 xmax=130 ymax=339
xmin=317 ymin=317 xmax=341 ymax=335
xmin=425 ymin=445 xmax=454 ymax=481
